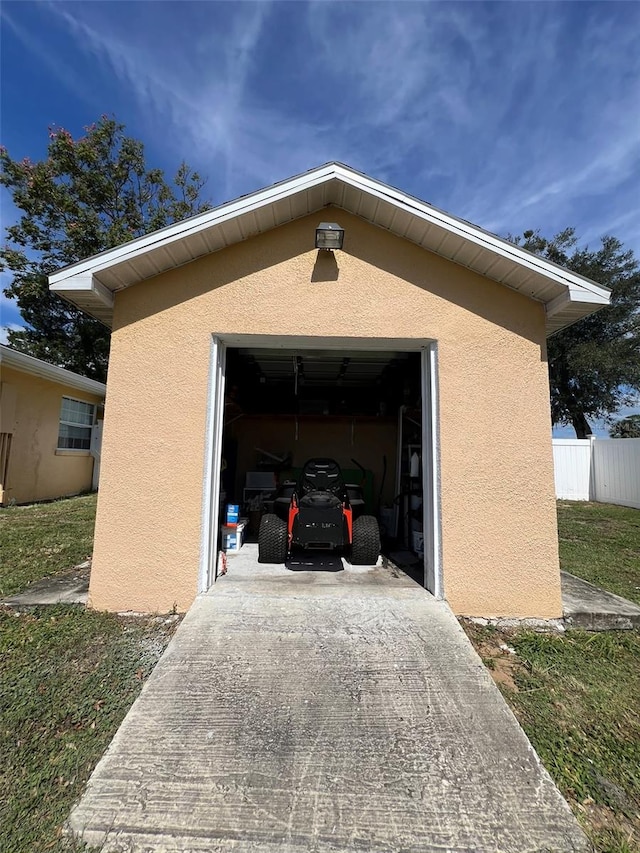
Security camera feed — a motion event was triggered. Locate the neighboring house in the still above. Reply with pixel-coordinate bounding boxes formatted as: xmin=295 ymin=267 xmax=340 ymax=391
xmin=0 ymin=345 xmax=106 ymax=505
xmin=48 ymin=163 xmax=609 ymax=618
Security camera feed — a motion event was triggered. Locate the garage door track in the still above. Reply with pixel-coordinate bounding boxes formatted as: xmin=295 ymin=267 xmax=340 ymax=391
xmin=68 ymin=548 xmax=587 ymax=852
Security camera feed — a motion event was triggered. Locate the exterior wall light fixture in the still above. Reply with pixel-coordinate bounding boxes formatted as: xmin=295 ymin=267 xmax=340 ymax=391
xmin=315 ymin=222 xmax=344 ymax=250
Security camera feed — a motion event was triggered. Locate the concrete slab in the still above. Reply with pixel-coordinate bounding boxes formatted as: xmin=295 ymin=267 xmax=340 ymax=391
xmin=562 ymin=570 xmax=640 ymax=630
xmin=68 ymin=545 xmax=587 ymax=852
xmin=1 ymin=562 xmax=89 ymax=606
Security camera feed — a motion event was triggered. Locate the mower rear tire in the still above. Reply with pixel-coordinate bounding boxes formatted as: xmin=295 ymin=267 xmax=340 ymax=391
xmin=351 ymin=515 xmax=381 ymax=565
xmin=258 ymin=513 xmax=288 ymax=563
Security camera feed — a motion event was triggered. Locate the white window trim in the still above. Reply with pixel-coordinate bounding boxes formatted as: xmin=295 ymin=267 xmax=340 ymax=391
xmin=57 ymin=396 xmax=96 ymax=451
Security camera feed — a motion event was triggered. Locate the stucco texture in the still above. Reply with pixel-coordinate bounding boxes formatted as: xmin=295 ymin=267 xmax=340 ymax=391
xmin=90 ymin=209 xmax=561 ymax=617
xmin=0 ymin=366 xmax=102 ymax=505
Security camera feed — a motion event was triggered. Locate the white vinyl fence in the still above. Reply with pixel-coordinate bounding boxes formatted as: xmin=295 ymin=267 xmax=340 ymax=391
xmin=553 ymin=437 xmax=640 ymax=509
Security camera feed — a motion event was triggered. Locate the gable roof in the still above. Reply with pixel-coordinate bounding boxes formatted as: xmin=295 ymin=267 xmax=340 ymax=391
xmin=49 ymin=162 xmax=610 ymax=335
xmin=0 ymin=345 xmax=107 ymax=397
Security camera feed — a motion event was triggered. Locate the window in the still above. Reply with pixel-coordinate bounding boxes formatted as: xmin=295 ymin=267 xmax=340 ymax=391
xmin=58 ymin=397 xmax=95 ymax=450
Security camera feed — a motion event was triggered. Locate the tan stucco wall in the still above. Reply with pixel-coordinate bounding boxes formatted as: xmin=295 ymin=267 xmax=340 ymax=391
xmin=90 ymin=209 xmax=561 ymax=617
xmin=0 ymin=366 xmax=102 ymax=505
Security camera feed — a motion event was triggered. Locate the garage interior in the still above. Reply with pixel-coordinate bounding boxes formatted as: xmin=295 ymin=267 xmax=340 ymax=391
xmin=217 ymin=346 xmax=429 ymax=585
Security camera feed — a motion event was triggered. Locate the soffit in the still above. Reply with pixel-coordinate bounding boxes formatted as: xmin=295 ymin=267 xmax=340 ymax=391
xmin=48 ymin=163 xmax=610 ymax=334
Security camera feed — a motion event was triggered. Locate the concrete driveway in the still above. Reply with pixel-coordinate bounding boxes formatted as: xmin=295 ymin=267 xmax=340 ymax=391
xmin=69 ymin=546 xmax=586 ymax=852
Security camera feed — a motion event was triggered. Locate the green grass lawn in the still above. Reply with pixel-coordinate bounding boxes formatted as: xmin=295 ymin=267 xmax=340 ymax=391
xmin=464 ymin=501 xmax=640 ymax=853
xmin=2 ymin=495 xmax=638 ymax=851
xmin=0 ymin=494 xmax=98 ymax=598
xmin=557 ymin=501 xmax=640 ymax=605
xmin=0 ymin=495 xmax=179 ymax=852
xmin=463 ymin=623 xmax=640 ymax=853
xmin=0 ymin=605 xmax=178 ymax=852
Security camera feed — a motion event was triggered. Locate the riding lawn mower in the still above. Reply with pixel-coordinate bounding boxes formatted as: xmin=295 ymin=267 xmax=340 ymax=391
xmin=258 ymin=457 xmax=381 ymax=565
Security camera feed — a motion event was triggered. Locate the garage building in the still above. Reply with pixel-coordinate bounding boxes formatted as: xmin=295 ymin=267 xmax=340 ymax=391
xmin=49 ymin=163 xmax=610 ymax=617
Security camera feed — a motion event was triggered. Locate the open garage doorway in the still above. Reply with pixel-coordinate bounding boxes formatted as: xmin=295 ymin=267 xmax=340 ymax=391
xmin=200 ymin=337 xmax=441 ymax=598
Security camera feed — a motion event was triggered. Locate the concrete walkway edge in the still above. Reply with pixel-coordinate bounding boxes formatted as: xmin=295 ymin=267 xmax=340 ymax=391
xmin=67 ymin=552 xmax=588 ymax=852
xmin=561 ymin=570 xmax=640 ymax=630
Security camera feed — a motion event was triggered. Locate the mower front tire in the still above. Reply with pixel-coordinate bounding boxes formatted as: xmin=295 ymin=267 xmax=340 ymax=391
xmin=258 ymin=513 xmax=288 ymax=563
xmin=351 ymin=515 xmax=381 ymax=565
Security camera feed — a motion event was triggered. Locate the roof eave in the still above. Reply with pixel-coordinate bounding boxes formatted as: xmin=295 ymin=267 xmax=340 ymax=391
xmin=49 ymin=163 xmax=611 ymax=302
xmin=545 ymin=288 xmax=609 ymax=335
xmin=0 ymin=345 xmax=107 ymax=396
xmin=49 ymin=163 xmax=342 ymax=286
xmin=48 ymin=161 xmax=611 ymax=337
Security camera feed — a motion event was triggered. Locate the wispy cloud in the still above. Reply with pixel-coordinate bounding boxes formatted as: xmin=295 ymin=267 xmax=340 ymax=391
xmin=4 ymin=0 xmax=640 ymax=254
xmin=1 ymin=4 xmax=93 ymax=105
xmin=3 ymin=1 xmax=639 ymax=433
xmin=40 ymin=1 xmax=334 ymax=198
xmin=25 ymin=3 xmax=511 ymax=193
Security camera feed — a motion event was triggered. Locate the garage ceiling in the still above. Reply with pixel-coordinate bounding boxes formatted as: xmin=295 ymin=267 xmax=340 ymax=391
xmin=236 ymin=348 xmax=409 ymax=387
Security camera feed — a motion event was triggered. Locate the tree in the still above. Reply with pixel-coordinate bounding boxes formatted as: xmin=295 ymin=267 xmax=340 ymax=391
xmin=509 ymin=229 xmax=640 ymax=438
xmin=1 ymin=117 xmax=210 ymax=381
xmin=609 ymin=414 xmax=640 ymax=438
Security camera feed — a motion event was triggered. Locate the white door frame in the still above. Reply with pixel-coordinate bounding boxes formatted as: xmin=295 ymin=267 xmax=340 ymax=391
xmin=199 ymin=334 xmax=442 ymax=598
xmin=422 ymin=344 xmax=443 ymax=598
xmin=198 ymin=336 xmax=227 ymax=592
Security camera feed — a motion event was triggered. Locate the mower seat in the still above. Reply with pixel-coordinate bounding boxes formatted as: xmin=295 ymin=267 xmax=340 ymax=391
xmin=300 ymin=458 xmax=344 ymax=497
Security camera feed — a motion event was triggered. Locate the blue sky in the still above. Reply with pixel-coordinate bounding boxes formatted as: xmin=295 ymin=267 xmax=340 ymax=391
xmin=2 ymin=1 xmax=639 ymax=434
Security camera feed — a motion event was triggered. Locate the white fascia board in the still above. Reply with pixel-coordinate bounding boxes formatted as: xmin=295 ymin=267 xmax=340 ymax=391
xmin=567 ymin=285 xmax=611 ymax=304
xmin=0 ymin=345 xmax=107 ymax=396
xmin=48 ymin=161 xmax=611 ymax=310
xmin=546 ymin=285 xmax=611 ymax=320
xmin=48 ymin=166 xmax=340 ymax=287
xmin=50 ymin=272 xmax=116 ymax=307
xmin=331 ymin=165 xmax=611 ymax=304
xmin=546 ymin=284 xmax=611 ymax=330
